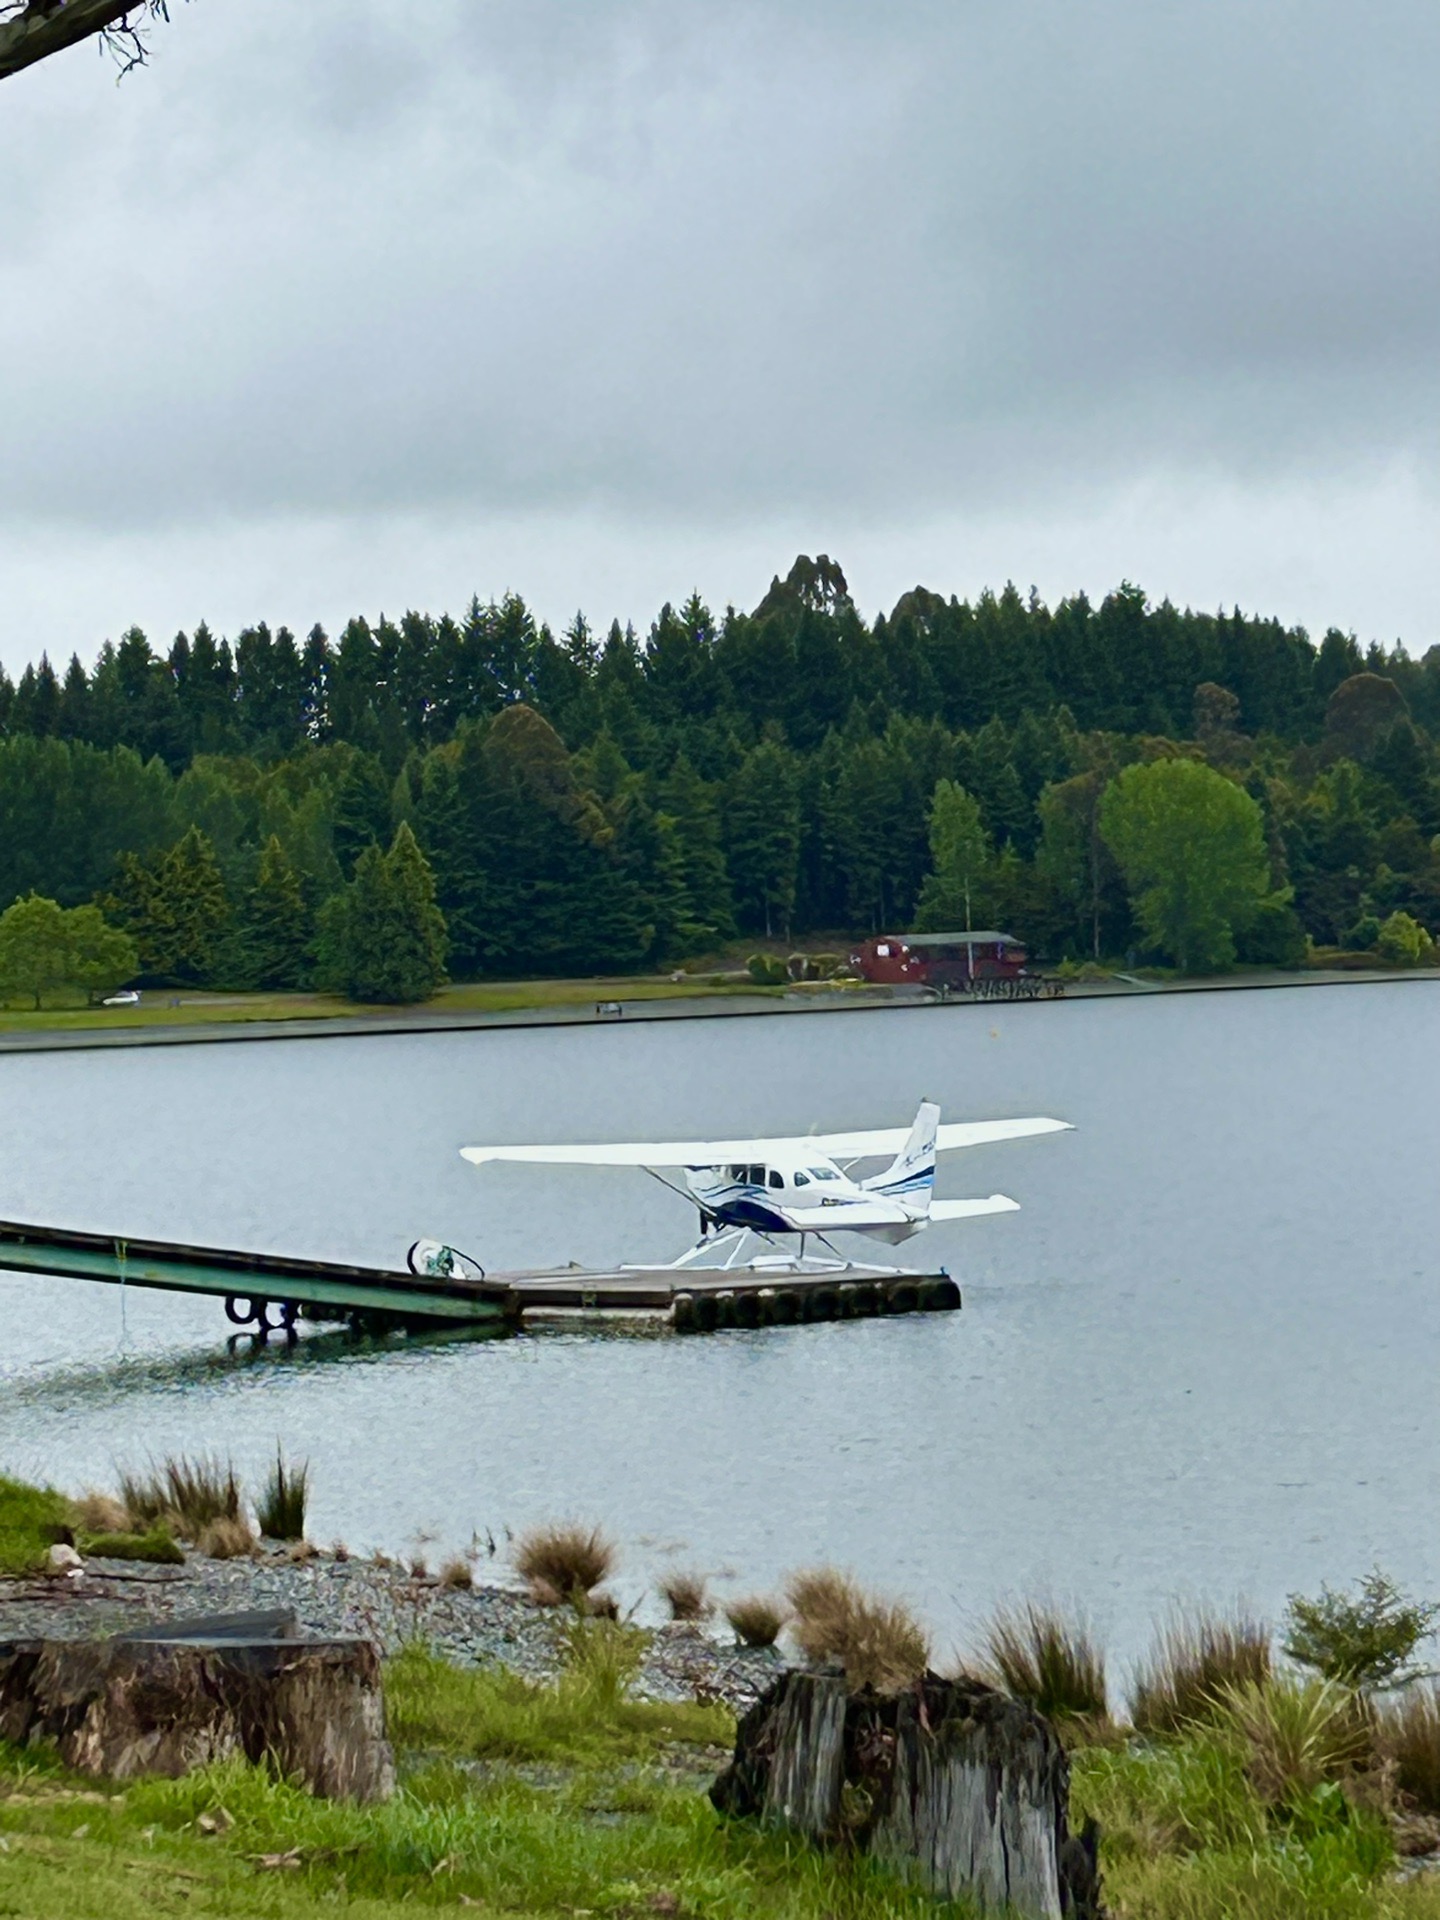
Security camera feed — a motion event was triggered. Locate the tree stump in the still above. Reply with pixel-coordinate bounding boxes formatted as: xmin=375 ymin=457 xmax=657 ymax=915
xmin=0 ymin=1612 xmax=394 ymax=1802
xmin=711 ymin=1670 xmax=1101 ymax=1919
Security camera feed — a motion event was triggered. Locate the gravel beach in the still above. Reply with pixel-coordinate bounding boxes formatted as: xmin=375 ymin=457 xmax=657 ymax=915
xmin=0 ymin=1547 xmax=783 ymax=1710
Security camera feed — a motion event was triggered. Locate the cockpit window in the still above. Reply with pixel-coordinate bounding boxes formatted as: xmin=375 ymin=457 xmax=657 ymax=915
xmin=768 ymin=1169 xmax=783 ymax=1189
xmin=809 ymin=1167 xmax=840 ymax=1181
xmin=793 ymin=1170 xmax=810 ymax=1186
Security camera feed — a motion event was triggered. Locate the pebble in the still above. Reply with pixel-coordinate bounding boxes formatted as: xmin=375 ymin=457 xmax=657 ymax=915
xmin=0 ymin=1550 xmax=783 ymax=1712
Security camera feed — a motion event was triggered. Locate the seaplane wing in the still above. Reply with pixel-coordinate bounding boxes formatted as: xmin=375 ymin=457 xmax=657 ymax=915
xmin=460 ymin=1115 xmax=1069 ymax=1170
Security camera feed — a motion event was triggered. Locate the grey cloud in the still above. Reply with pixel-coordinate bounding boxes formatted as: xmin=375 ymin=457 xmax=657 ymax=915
xmin=0 ymin=1 xmax=1436 ymax=539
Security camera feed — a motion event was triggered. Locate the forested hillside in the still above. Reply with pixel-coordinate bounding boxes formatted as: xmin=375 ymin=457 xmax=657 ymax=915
xmin=4 ymin=553 xmax=1439 ymax=987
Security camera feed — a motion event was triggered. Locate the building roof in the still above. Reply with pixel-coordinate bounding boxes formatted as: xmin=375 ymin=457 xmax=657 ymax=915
xmin=890 ymin=931 xmax=1020 ymax=948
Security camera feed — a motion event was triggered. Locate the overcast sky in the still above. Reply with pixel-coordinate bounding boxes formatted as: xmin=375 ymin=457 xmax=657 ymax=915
xmin=1 ymin=0 xmax=1437 ymax=672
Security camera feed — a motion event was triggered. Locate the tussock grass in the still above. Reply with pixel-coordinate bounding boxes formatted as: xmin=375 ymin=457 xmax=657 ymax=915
xmin=659 ymin=1569 xmax=711 ymax=1622
xmin=0 ymin=1474 xmax=73 ymax=1575
xmin=196 ymin=1515 xmax=257 ymax=1560
xmin=1071 ymin=1727 xmax=1398 ymax=1919
xmin=785 ymin=1567 xmax=930 ymax=1692
xmin=257 ymin=1450 xmax=309 ymax=1542
xmin=1380 ymin=1685 xmax=1440 ymax=1814
xmin=72 ymin=1490 xmax=131 ymax=1535
xmin=725 ymin=1594 xmax=785 ymax=1647
xmin=981 ymin=1600 xmax=1109 ymax=1723
xmin=515 ymin=1521 xmax=616 ymax=1605
xmin=119 ymin=1455 xmax=241 ymax=1540
xmin=1133 ymin=1608 xmax=1273 ymax=1735
xmin=438 ymin=1555 xmax=474 ymax=1590
xmin=1212 ymin=1674 xmax=1372 ymax=1806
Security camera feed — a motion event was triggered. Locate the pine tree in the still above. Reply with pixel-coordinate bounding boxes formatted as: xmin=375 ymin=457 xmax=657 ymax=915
xmin=724 ymin=740 xmax=800 ymax=936
xmin=237 ymin=836 xmax=312 ymax=989
xmin=331 ymin=752 xmax=393 ymax=872
xmin=317 ymin=823 xmax=448 ymax=1004
xmin=655 ymin=755 xmax=734 ymax=952
xmin=106 ymin=826 xmax=231 ymax=985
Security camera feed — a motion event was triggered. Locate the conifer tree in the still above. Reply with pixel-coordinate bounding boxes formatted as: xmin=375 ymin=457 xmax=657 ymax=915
xmin=106 ymin=825 xmax=231 ymax=985
xmin=317 ymin=823 xmax=448 ymax=1003
xmin=238 ymin=836 xmax=312 ymax=990
xmin=724 ymin=740 xmax=801 ymax=937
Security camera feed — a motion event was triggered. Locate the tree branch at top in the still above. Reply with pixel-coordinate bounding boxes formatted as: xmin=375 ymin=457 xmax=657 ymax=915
xmin=0 ymin=0 xmax=177 ymax=84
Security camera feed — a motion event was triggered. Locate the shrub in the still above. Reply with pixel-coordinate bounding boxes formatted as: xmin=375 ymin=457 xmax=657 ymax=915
xmin=1212 ymin=1674 xmax=1371 ymax=1805
xmin=726 ymin=1595 xmax=786 ymax=1648
xmin=196 ymin=1516 xmax=256 ymax=1560
xmin=515 ymin=1522 xmax=616 ymax=1605
xmin=1283 ymin=1568 xmax=1439 ymax=1692
xmin=119 ymin=1456 xmax=241 ymax=1539
xmin=1344 ymin=913 xmax=1381 ymax=952
xmin=785 ymin=1567 xmax=930 ymax=1692
xmin=257 ymin=1450 xmax=310 ymax=1542
xmin=1377 ymin=910 xmax=1435 ymax=966
xmin=982 ymin=1601 xmax=1109 ymax=1722
xmin=745 ymin=953 xmax=786 ymax=986
xmin=0 ymin=1475 xmax=74 ymax=1576
xmin=1378 ymin=1684 xmax=1440 ymax=1814
xmin=73 ymin=1491 xmax=132 ymax=1535
xmin=658 ymin=1570 xmax=710 ymax=1623
xmin=438 ymin=1556 xmax=474 ymax=1590
xmin=1131 ymin=1609 xmax=1272 ymax=1736
xmin=81 ymin=1526 xmax=184 ymax=1565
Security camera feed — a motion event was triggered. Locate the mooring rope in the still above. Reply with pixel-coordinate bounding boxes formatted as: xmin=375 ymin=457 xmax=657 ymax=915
xmin=114 ymin=1236 xmax=129 ymax=1346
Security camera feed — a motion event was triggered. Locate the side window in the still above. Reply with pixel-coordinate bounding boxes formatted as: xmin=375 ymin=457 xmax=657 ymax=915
xmin=768 ymin=1169 xmax=783 ymax=1189
xmin=876 ymin=943 xmax=890 ymax=958
xmin=794 ymin=1170 xmax=810 ymax=1186
xmin=749 ymin=1165 xmax=765 ymax=1186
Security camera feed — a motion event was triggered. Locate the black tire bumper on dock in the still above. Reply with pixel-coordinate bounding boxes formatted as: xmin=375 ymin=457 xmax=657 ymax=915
xmin=670 ymin=1272 xmax=959 ymax=1334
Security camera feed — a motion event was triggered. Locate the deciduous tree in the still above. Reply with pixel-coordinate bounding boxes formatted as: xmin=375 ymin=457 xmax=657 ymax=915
xmin=913 ymin=780 xmax=990 ymax=933
xmin=1100 ymin=758 xmax=1273 ymax=972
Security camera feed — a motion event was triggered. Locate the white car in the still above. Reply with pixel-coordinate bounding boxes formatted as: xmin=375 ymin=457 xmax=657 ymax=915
xmin=102 ymin=989 xmax=141 ymax=1007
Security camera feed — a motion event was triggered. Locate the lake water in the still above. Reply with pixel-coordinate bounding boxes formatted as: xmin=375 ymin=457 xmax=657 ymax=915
xmin=0 ymin=982 xmax=1436 ymax=1684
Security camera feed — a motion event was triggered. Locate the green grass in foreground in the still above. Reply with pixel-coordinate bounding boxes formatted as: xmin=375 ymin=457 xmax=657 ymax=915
xmin=0 ymin=1626 xmax=948 ymax=1920
xmin=6 ymin=1625 xmax=1440 ymax=1917
xmin=1070 ymin=1734 xmax=1437 ymax=1920
xmin=0 ymin=1475 xmax=70 ymax=1576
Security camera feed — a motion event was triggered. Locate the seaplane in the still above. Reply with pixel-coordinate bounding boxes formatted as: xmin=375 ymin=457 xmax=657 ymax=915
xmin=459 ymin=1100 xmax=1070 ymax=1274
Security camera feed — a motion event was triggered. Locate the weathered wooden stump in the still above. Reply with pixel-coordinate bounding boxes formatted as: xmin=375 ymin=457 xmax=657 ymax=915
xmin=0 ymin=1610 xmax=394 ymax=1802
xmin=711 ymin=1670 xmax=1101 ymax=1919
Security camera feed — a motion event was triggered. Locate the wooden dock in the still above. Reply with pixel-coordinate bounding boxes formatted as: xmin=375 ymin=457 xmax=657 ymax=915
xmin=0 ymin=1219 xmax=959 ymax=1338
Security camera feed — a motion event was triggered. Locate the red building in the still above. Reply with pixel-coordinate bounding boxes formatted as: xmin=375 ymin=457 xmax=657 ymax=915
xmin=849 ymin=930 xmax=1028 ymax=990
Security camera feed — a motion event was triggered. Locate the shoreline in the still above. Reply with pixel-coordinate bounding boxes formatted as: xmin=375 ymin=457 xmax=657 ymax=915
xmin=0 ymin=962 xmax=1433 ymax=1053
xmin=0 ymin=1545 xmax=779 ymax=1711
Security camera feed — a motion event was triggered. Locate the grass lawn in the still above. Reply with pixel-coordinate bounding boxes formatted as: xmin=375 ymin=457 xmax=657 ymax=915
xmin=0 ymin=975 xmax=794 ymax=1036
xmin=0 ymin=1630 xmax=947 ymax=1920
xmin=6 ymin=1628 xmax=1440 ymax=1918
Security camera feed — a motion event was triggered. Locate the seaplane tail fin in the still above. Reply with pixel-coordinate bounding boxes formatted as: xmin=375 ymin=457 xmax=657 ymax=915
xmin=862 ymin=1099 xmax=939 ymax=1211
